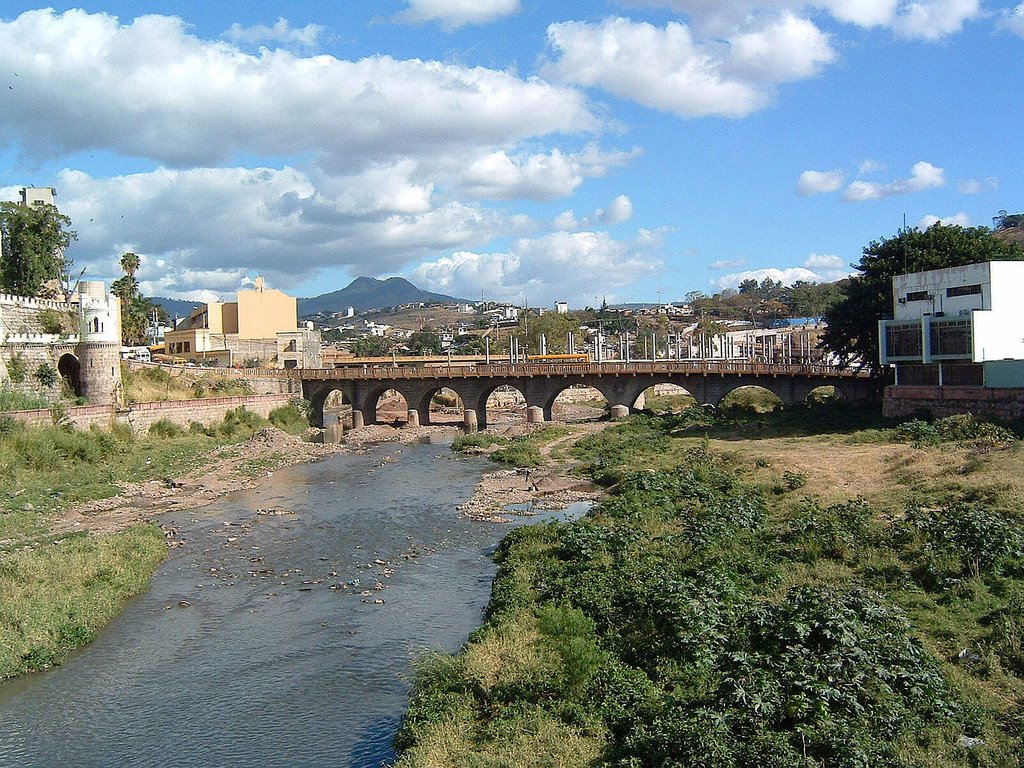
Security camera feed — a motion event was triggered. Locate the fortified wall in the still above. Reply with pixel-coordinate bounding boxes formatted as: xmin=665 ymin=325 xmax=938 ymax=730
xmin=0 ymin=283 xmax=123 ymax=406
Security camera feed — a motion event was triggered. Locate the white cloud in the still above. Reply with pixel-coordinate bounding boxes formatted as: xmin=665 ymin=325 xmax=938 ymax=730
xmin=411 ymin=229 xmax=664 ymax=305
xmin=621 ymin=1 xmax=980 ymax=40
xmin=599 ymin=195 xmax=635 ymax=224
xmin=52 ymin=165 xmax=535 ymax=296
xmin=709 ymin=258 xmax=747 ymax=270
xmin=891 ymin=0 xmax=983 ymax=40
xmin=543 ymin=15 xmax=835 ymax=119
xmin=959 ymin=177 xmax=998 ymax=194
xmin=842 ymin=161 xmax=945 ymax=201
xmin=459 ymin=145 xmax=639 ymax=200
xmin=858 ymin=158 xmax=885 ymax=174
xmin=223 ymin=18 xmax=324 ymax=49
xmin=0 ymin=9 xmax=598 ymax=169
xmin=917 ymin=212 xmax=971 ymax=228
xmin=802 ymin=253 xmax=844 ymax=270
xmin=395 ymin=0 xmax=521 ymax=31
xmin=711 ymin=252 xmax=850 ymax=289
xmin=712 ymin=266 xmax=820 ymax=290
xmin=999 ymin=5 xmax=1024 ymax=37
xmin=796 ymin=169 xmax=845 ymax=195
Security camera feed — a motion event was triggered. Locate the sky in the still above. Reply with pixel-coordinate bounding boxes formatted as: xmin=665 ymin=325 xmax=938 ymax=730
xmin=1 ymin=1 xmax=1022 ymax=307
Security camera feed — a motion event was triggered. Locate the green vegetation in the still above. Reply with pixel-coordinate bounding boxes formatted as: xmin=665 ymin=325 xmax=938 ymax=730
xmin=0 ymin=199 xmax=76 ymax=297
xmin=0 ymin=386 xmax=49 ymax=412
xmin=121 ymin=364 xmax=254 ymax=403
xmin=0 ymin=525 xmax=166 ymax=680
xmin=0 ymin=405 xmax=291 ymax=680
xmin=452 ymin=426 xmax=570 ymax=469
xmin=6 ymin=353 xmax=27 ymax=384
xmin=268 ymin=398 xmax=313 ymax=435
xmin=399 ymin=407 xmax=1024 ymax=766
xmin=822 ymin=223 xmax=1024 ymax=371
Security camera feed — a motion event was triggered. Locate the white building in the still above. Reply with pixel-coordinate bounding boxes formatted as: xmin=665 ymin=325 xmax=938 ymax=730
xmin=879 ymin=261 xmax=1024 ymax=387
xmin=555 ymin=301 xmax=568 ymax=315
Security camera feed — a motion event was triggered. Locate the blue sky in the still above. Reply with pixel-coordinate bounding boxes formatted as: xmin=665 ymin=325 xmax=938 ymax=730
xmin=1 ymin=1 xmax=1021 ymax=306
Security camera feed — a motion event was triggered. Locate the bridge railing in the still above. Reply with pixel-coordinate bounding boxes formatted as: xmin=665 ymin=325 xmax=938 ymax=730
xmin=281 ymin=359 xmax=867 ymax=381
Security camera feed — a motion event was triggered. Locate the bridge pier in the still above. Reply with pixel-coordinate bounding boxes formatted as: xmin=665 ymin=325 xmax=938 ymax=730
xmin=352 ymin=410 xmax=365 ymax=429
xmin=407 ymin=409 xmax=420 ymax=427
xmin=526 ymin=406 xmax=544 ymax=424
xmin=463 ymin=409 xmax=478 ymax=433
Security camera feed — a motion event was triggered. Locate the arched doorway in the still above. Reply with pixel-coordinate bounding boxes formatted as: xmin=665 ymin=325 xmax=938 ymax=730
xmin=58 ymin=353 xmax=81 ymax=397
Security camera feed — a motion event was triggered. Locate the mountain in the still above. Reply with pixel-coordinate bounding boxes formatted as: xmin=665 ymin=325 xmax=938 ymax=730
xmin=299 ymin=276 xmax=466 ymax=315
xmin=150 ymin=296 xmax=202 ymax=320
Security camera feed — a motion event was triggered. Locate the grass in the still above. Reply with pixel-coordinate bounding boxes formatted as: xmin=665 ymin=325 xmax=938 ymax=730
xmin=121 ymin=364 xmax=254 ymax=403
xmin=0 ymin=404 xmax=307 ymax=680
xmin=397 ymin=403 xmax=1024 ymax=767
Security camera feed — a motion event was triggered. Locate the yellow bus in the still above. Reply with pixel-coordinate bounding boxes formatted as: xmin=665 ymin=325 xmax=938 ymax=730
xmin=526 ymin=353 xmax=590 ymax=364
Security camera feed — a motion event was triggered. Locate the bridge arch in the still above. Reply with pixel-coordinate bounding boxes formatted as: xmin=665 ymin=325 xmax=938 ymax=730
xmin=547 ymin=383 xmax=608 ymax=422
xmin=636 ymin=383 xmax=695 ymax=413
xmin=719 ymin=385 xmax=785 ymax=412
xmin=414 ymin=385 xmax=467 ymax=425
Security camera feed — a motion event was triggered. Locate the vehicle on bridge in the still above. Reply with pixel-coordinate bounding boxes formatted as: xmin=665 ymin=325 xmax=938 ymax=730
xmin=526 ymin=353 xmax=590 ymax=364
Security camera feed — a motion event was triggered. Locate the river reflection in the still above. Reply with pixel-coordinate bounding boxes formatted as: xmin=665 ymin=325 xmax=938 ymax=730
xmin=0 ymin=442 xmax=587 ymax=768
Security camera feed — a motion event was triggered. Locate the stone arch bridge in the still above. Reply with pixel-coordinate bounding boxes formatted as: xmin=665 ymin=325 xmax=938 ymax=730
xmin=287 ymin=361 xmax=877 ymax=429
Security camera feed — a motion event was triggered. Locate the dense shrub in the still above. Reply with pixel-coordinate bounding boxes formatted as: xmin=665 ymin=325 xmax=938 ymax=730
xmin=892 ymin=414 xmax=1016 ymax=447
xmin=148 ymin=418 xmax=184 ymax=438
xmin=269 ymin=399 xmax=311 ymax=434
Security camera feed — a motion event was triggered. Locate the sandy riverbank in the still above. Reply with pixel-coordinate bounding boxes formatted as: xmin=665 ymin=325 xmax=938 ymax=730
xmin=58 ymin=420 xmax=599 ymax=537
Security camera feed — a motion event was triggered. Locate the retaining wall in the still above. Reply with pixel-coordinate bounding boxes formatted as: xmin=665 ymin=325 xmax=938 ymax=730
xmin=5 ymin=393 xmax=295 ymax=434
xmin=883 ymin=385 xmax=1024 ymax=421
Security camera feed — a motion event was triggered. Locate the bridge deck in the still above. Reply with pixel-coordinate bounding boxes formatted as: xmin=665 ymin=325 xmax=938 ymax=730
xmin=286 ymin=361 xmax=867 ymax=381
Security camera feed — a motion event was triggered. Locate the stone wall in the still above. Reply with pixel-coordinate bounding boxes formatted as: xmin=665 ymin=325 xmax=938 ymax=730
xmin=883 ymin=385 xmax=1024 ymax=421
xmin=5 ymin=393 xmax=296 ymax=435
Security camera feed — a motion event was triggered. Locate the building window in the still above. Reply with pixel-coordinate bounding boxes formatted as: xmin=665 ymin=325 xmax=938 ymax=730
xmin=946 ymin=284 xmax=982 ymax=298
xmin=885 ymin=323 xmax=922 ymax=358
xmin=905 ymin=290 xmax=931 ymax=302
xmin=930 ymin=320 xmax=971 ymax=357
xmin=184 ymin=342 xmax=191 ymax=352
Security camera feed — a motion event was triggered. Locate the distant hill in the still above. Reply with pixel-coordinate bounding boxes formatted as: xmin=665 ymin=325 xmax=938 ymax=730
xmin=150 ymin=296 xmax=201 ymax=320
xmin=299 ymin=276 xmax=466 ymax=316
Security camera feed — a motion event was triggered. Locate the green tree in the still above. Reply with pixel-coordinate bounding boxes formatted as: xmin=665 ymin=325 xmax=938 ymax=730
xmin=110 ymin=252 xmax=156 ymax=346
xmin=0 ymin=202 xmax=76 ymax=297
xmin=408 ymin=325 xmax=443 ymax=355
xmin=821 ymin=223 xmax=1024 ymax=371
xmin=787 ymin=280 xmax=842 ymax=320
xmin=351 ymin=335 xmax=394 ymax=357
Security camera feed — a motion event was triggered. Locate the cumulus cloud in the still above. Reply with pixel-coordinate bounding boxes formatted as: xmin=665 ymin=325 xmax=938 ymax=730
xmin=394 ymin=0 xmax=521 ymax=31
xmin=891 ymin=0 xmax=983 ymax=40
xmin=842 ymin=161 xmax=945 ymax=201
xmin=917 ymin=212 xmax=971 ymax=228
xmin=709 ymin=258 xmax=747 ymax=270
xmin=959 ymin=177 xmax=998 ymax=194
xmin=621 ymin=1 xmax=980 ymax=40
xmin=999 ymin=5 xmax=1024 ymax=37
xmin=552 ymin=195 xmax=635 ymax=231
xmin=51 ymin=165 xmax=535 ymax=296
xmin=411 ymin=229 xmax=664 ymax=305
xmin=543 ymin=15 xmax=835 ymax=119
xmin=223 ymin=17 xmax=324 ymax=49
xmin=711 ymin=252 xmax=850 ymax=289
xmin=0 ymin=9 xmax=598 ymax=169
xmin=858 ymin=158 xmax=885 ymax=174
xmin=796 ymin=169 xmax=845 ymax=196
xmin=459 ymin=145 xmax=639 ymax=200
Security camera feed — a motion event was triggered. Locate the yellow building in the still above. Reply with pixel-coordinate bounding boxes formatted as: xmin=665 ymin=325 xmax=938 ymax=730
xmin=164 ymin=277 xmax=318 ymax=367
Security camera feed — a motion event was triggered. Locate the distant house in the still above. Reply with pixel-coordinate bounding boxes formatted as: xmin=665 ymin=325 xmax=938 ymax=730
xmin=164 ymin=277 xmax=320 ymax=367
xmin=879 ymin=261 xmax=1024 ymax=387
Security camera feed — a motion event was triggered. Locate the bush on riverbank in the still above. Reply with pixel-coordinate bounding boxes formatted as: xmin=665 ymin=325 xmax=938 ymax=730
xmin=0 ymin=524 xmax=166 ymax=681
xmin=0 ymin=406 xmax=299 ymax=680
xmin=397 ymin=409 xmax=1024 ymax=767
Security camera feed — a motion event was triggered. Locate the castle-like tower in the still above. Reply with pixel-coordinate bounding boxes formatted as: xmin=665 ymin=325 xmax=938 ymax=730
xmin=75 ymin=281 xmax=122 ymax=406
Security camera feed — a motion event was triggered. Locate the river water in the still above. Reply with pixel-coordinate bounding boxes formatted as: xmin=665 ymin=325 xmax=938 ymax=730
xmin=0 ymin=440 xmax=584 ymax=768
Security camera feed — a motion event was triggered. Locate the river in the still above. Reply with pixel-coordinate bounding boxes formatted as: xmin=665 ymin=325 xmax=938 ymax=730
xmin=0 ymin=439 xmax=586 ymax=767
